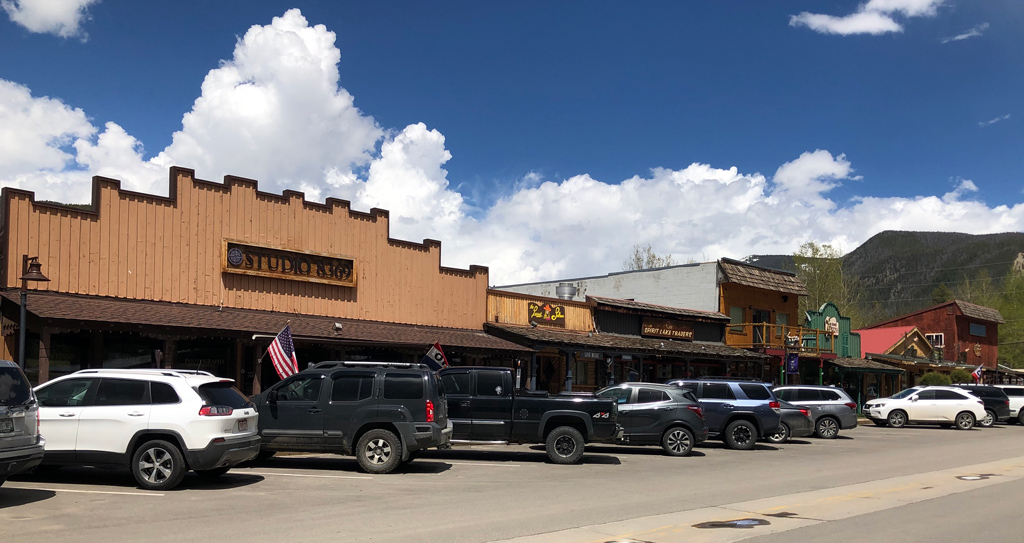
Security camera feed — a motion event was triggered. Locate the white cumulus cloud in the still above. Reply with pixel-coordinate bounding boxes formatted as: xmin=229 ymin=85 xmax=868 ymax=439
xmin=941 ymin=22 xmax=990 ymax=43
xmin=2 ymin=0 xmax=97 ymax=40
xmin=790 ymin=0 xmax=945 ymax=36
xmin=3 ymin=9 xmax=1024 ymax=286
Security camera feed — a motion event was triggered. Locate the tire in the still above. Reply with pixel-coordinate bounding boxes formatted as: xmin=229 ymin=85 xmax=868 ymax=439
xmin=1019 ymin=411 xmax=1024 ymax=425
xmin=887 ymin=410 xmax=907 ymax=428
xmin=0 ymin=476 xmax=5 ymax=488
xmin=723 ymin=419 xmax=757 ymax=450
xmin=545 ymin=426 xmax=585 ymax=464
xmin=356 ymin=429 xmax=403 ymax=474
xmin=661 ymin=427 xmax=695 ymax=456
xmin=765 ymin=423 xmax=790 ymax=444
xmin=955 ymin=412 xmax=976 ymax=430
xmin=195 ymin=467 xmax=231 ymax=479
xmin=815 ymin=417 xmax=840 ymax=439
xmin=979 ymin=409 xmax=996 ymax=428
xmin=132 ymin=439 xmax=187 ymax=491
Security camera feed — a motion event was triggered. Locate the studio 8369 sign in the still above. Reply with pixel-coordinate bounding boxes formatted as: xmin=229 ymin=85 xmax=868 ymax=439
xmin=222 ymin=240 xmax=356 ymax=287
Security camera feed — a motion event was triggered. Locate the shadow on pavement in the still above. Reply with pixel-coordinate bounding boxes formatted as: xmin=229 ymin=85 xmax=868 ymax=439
xmin=12 ymin=466 xmax=265 ymax=491
xmin=247 ymin=454 xmax=453 ymax=475
xmin=582 ymin=444 xmax=707 ymax=458
xmin=696 ymin=441 xmax=779 ymax=451
xmin=0 ymin=487 xmax=56 ymax=508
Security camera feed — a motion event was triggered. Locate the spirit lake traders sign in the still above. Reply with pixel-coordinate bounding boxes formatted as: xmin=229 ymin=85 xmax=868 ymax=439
xmin=222 ymin=240 xmax=357 ymax=287
xmin=641 ymin=317 xmax=694 ymax=340
xmin=528 ymin=301 xmax=566 ymax=327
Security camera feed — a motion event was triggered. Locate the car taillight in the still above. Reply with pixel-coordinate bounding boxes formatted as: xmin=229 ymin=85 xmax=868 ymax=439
xmin=800 ymin=408 xmax=810 ymax=417
xmin=769 ymin=401 xmax=780 ymax=410
xmin=199 ymin=405 xmax=233 ymax=416
xmin=1007 ymin=400 xmax=1011 ymax=406
xmin=426 ymin=400 xmax=435 ymax=422
xmin=687 ymin=405 xmax=704 ymax=418
xmin=844 ymin=402 xmax=857 ymax=410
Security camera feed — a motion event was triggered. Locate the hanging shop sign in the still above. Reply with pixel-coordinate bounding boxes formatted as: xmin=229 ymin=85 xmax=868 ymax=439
xmin=641 ymin=317 xmax=694 ymax=340
xmin=528 ymin=301 xmax=566 ymax=327
xmin=222 ymin=240 xmax=357 ymax=287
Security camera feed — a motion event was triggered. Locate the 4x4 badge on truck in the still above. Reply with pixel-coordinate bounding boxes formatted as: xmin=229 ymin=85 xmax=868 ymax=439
xmin=593 ymin=412 xmax=610 ymax=419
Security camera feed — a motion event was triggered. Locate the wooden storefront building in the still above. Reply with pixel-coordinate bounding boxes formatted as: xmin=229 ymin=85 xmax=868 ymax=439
xmin=1 ymin=168 xmax=529 ymax=392
xmin=485 ymin=290 xmax=768 ymax=393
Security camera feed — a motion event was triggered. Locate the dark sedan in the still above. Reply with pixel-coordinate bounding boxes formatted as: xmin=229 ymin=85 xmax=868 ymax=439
xmin=764 ymin=400 xmax=814 ymax=444
xmin=596 ymin=383 xmax=708 ymax=456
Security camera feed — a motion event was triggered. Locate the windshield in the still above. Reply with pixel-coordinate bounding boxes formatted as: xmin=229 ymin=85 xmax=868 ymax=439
xmin=890 ymin=388 xmax=919 ymax=400
xmin=0 ymin=366 xmax=32 ymax=406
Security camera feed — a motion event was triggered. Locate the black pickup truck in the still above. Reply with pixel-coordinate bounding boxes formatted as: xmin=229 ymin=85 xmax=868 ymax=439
xmin=437 ymin=367 xmax=621 ymax=464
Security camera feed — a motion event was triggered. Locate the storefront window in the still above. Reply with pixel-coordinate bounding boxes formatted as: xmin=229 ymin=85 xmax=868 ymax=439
xmin=104 ymin=336 xmax=162 ymax=370
xmin=176 ymin=339 xmax=232 ymax=378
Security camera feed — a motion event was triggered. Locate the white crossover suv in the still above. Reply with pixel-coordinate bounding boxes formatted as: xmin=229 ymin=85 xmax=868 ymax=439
xmin=33 ymin=369 xmax=260 ymax=490
xmin=864 ymin=386 xmax=986 ymax=430
xmin=994 ymin=385 xmax=1024 ymax=425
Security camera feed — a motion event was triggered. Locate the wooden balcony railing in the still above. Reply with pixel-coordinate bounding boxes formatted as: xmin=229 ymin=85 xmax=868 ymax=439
xmin=726 ymin=323 xmax=839 ymax=354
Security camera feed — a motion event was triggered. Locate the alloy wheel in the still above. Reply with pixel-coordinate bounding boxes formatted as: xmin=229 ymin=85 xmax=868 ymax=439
xmin=365 ymin=438 xmax=392 ymax=465
xmin=817 ymin=418 xmax=839 ymax=438
xmin=554 ymin=435 xmax=577 ymax=457
xmin=138 ymin=447 xmax=175 ymax=485
xmin=956 ymin=413 xmax=975 ymax=430
xmin=666 ymin=429 xmax=691 ymax=453
xmin=732 ymin=425 xmax=752 ymax=446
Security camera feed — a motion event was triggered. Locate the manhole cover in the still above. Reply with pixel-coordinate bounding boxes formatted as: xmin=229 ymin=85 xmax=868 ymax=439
xmin=693 ymin=518 xmax=771 ymax=529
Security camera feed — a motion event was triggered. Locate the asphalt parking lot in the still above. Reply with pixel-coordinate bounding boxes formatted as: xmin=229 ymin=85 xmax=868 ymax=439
xmin=4 ymin=423 xmax=1024 ymax=543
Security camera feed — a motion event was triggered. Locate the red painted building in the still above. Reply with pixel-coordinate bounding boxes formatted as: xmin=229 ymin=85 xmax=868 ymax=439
xmin=860 ymin=300 xmax=1004 ymax=369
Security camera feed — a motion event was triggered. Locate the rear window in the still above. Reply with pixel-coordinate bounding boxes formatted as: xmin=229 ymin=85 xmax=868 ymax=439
xmin=0 ymin=366 xmax=32 ymax=406
xmin=1003 ymin=388 xmax=1024 ymax=397
xmin=702 ymin=383 xmax=735 ymax=400
xmin=95 ymin=379 xmax=148 ymax=406
xmin=384 ymin=373 xmax=424 ymax=400
xmin=821 ymin=390 xmax=843 ymax=401
xmin=151 ymin=382 xmax=181 ymax=404
xmin=331 ymin=374 xmax=374 ymax=402
xmin=441 ymin=373 xmax=470 ymax=395
xmin=935 ymin=389 xmax=968 ymax=400
xmin=739 ymin=384 xmax=772 ymax=400
xmin=197 ymin=382 xmax=252 ymax=408
xmin=637 ymin=389 xmax=670 ymax=403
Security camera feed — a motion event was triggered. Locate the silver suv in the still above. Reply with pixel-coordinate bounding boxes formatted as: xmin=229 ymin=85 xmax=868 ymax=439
xmin=1 ymin=360 xmax=45 ymax=487
xmin=773 ymin=385 xmax=859 ymax=438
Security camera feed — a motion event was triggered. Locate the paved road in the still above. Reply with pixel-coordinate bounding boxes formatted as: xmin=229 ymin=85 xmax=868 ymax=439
xmin=2 ymin=423 xmax=1023 ymax=542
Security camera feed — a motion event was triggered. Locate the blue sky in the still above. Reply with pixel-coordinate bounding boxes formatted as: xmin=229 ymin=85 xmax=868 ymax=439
xmin=1 ymin=1 xmax=1022 ymax=284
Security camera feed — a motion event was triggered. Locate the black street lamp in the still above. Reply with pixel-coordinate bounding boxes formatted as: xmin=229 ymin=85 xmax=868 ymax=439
xmin=18 ymin=255 xmax=49 ymax=370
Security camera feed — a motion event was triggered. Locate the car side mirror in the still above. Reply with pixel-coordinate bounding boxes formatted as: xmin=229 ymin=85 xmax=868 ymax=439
xmin=910 ymin=396 xmax=918 ymax=402
xmin=268 ymin=390 xmax=279 ymax=404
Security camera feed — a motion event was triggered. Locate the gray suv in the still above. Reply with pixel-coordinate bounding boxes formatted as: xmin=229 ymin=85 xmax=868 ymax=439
xmin=667 ymin=379 xmax=782 ymax=450
xmin=1 ymin=360 xmax=45 ymax=487
xmin=773 ymin=385 xmax=859 ymax=438
xmin=596 ymin=383 xmax=708 ymax=456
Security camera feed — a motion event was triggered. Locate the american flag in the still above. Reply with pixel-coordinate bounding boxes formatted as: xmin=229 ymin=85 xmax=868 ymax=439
xmin=269 ymin=325 xmax=299 ymax=379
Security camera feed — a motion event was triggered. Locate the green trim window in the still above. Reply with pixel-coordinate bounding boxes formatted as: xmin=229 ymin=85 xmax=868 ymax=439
xmin=729 ymin=306 xmax=744 ymax=333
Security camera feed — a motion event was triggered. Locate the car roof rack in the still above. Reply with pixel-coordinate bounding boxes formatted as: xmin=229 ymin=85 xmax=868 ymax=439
xmin=312 ymin=361 xmax=431 ymax=370
xmin=669 ymin=376 xmax=766 ymax=383
xmin=72 ymin=368 xmax=216 ymax=377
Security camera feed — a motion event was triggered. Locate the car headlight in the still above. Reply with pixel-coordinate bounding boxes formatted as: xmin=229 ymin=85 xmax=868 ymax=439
xmin=872 ymin=403 xmax=884 ymax=408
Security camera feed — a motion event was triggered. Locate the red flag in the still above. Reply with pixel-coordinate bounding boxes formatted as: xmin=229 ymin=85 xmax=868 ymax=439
xmin=268 ymin=326 xmax=299 ymax=379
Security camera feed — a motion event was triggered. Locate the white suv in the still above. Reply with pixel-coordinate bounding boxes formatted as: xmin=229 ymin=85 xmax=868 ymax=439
xmin=995 ymin=385 xmax=1024 ymax=425
xmin=33 ymin=369 xmax=260 ymax=490
xmin=864 ymin=386 xmax=986 ymax=430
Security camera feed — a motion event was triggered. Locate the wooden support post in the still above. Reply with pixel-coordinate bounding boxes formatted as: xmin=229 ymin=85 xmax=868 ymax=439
xmin=163 ymin=339 xmax=176 ymax=369
xmin=38 ymin=330 xmax=51 ymax=384
xmin=234 ymin=339 xmax=244 ymax=385
xmin=90 ymin=330 xmax=103 ymax=369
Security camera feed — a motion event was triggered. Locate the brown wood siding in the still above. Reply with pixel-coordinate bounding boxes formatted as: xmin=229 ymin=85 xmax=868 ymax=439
xmin=486 ymin=289 xmax=592 ymax=331
xmin=719 ymin=282 xmax=800 ymax=347
xmin=2 ymin=169 xmax=489 ymax=330
xmin=873 ymin=307 xmax=999 ymax=368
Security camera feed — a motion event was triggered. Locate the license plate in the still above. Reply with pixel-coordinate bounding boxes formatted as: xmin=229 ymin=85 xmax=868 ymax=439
xmin=0 ymin=418 xmax=12 ymax=433
xmin=237 ymin=418 xmax=248 ymax=432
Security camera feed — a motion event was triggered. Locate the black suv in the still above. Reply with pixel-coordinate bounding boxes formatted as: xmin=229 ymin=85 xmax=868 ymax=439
xmin=1 ymin=360 xmax=45 ymax=487
xmin=667 ymin=379 xmax=782 ymax=450
xmin=596 ymin=383 xmax=707 ymax=456
xmin=253 ymin=361 xmax=452 ymax=474
xmin=951 ymin=385 xmax=1011 ymax=427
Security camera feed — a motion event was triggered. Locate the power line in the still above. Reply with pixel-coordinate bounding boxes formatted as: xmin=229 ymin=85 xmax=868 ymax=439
xmin=840 ymin=260 xmax=1018 ymax=281
xmin=857 ymin=273 xmax=1013 ymax=290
